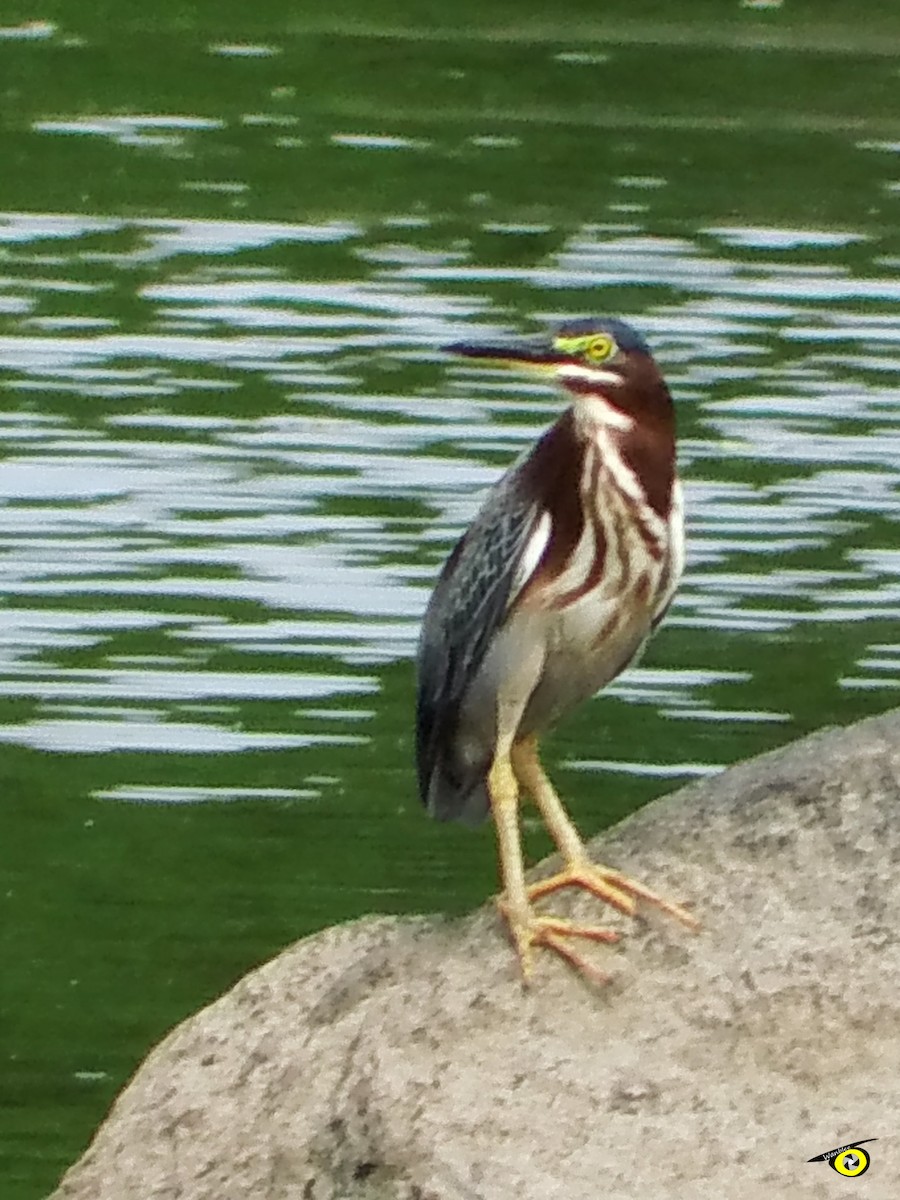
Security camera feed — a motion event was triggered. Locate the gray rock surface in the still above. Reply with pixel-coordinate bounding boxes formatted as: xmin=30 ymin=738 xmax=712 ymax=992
xmin=51 ymin=710 xmax=900 ymax=1200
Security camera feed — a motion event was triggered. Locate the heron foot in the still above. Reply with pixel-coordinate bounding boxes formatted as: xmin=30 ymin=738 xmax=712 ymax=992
xmin=495 ymin=898 xmax=621 ymax=987
xmin=529 ymin=858 xmax=700 ymax=930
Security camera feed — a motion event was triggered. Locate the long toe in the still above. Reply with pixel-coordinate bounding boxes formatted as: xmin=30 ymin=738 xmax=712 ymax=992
xmin=597 ymin=866 xmax=700 ymax=929
xmin=531 ymin=915 xmax=620 ymax=945
xmin=527 ymin=859 xmax=698 ymax=929
xmin=496 ymin=899 xmax=620 ymax=985
xmin=527 ymin=862 xmax=637 ymax=916
xmin=538 ymin=929 xmax=615 ymax=988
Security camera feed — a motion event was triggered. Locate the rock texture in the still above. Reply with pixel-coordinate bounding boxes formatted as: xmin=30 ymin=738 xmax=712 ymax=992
xmin=51 ymin=710 xmax=900 ymax=1200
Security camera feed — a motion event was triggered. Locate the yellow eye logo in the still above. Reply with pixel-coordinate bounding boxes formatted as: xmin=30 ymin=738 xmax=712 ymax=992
xmin=808 ymin=1139 xmax=876 ymax=1177
xmin=833 ymin=1149 xmax=870 ymax=1177
xmin=584 ymin=334 xmax=616 ymax=364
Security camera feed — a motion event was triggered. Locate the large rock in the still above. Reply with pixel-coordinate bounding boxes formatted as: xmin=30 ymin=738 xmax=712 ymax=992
xmin=51 ymin=711 xmax=900 ymax=1200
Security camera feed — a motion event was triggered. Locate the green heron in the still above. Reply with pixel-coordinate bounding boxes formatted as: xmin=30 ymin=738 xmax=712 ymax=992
xmin=416 ymin=317 xmax=698 ymax=985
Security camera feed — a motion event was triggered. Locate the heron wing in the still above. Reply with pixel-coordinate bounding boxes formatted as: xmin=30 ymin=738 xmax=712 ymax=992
xmin=416 ymin=470 xmax=542 ymax=817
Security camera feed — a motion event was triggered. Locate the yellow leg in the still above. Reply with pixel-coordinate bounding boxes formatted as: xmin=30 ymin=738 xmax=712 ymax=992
xmin=512 ymin=735 xmax=699 ymax=930
xmin=489 ymin=749 xmax=621 ymax=987
xmin=489 ymin=752 xmax=533 ymax=975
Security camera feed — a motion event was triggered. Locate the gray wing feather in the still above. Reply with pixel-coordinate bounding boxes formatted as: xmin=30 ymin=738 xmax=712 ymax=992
xmin=416 ymin=471 xmax=539 ymax=821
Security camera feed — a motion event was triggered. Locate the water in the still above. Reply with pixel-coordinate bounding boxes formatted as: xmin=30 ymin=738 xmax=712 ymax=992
xmin=2 ymin=8 xmax=900 ymax=1196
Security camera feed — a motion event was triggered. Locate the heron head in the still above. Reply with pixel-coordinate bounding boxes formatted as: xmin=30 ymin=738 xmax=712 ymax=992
xmin=444 ymin=317 xmax=670 ymax=425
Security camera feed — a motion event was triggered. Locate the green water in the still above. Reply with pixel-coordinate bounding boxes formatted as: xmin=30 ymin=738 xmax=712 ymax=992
xmin=2 ymin=3 xmax=900 ymax=1195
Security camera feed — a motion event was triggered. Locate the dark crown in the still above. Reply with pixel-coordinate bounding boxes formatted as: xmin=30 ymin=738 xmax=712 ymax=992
xmin=554 ymin=317 xmax=650 ymax=356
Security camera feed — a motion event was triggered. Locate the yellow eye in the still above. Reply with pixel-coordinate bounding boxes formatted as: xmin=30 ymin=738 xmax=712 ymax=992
xmin=585 ymin=334 xmax=616 ymax=364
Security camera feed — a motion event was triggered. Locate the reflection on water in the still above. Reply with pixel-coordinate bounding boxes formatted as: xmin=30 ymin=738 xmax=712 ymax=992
xmin=2 ymin=211 xmax=899 ymax=776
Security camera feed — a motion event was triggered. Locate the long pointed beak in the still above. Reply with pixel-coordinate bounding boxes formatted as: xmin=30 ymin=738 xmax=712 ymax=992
xmin=442 ymin=336 xmax=562 ymax=370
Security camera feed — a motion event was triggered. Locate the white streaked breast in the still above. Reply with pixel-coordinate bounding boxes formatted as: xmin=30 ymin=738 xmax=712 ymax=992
xmin=591 ymin=423 xmax=669 ymax=549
